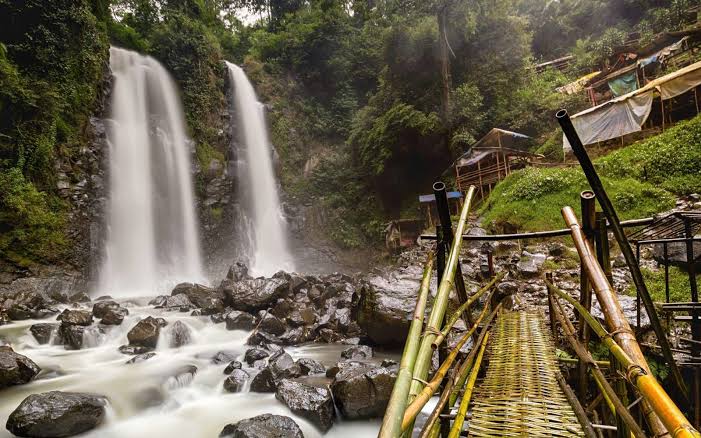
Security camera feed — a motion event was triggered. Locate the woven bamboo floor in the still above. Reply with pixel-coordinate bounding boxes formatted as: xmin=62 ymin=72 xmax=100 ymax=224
xmin=468 ymin=311 xmax=585 ymax=437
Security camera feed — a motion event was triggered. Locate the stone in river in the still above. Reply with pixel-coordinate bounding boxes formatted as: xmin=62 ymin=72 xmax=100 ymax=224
xmin=126 ymin=316 xmax=161 ymax=350
xmin=275 ymin=379 xmax=335 ymax=432
xmin=0 ymin=346 xmax=40 ymax=389
xmin=223 ymin=369 xmax=250 ymax=393
xmin=218 ymin=414 xmax=303 ymax=438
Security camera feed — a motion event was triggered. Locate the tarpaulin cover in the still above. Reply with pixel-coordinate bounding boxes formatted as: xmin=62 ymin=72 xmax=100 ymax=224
xmin=564 ymin=60 xmax=701 ymax=151
xmin=608 ymin=71 xmax=638 ymax=96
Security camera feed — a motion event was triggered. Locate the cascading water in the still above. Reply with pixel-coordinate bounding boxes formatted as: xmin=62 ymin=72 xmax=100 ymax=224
xmin=226 ymin=62 xmax=295 ymax=275
xmin=99 ymin=47 xmax=203 ymax=296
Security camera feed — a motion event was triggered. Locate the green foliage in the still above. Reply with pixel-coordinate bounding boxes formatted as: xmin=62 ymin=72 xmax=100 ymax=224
xmin=628 ymin=266 xmax=700 ymax=303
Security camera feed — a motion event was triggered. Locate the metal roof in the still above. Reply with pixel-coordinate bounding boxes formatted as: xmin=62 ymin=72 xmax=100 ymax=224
xmin=628 ymin=211 xmax=701 ymax=242
xmin=419 ymin=191 xmax=463 ymax=203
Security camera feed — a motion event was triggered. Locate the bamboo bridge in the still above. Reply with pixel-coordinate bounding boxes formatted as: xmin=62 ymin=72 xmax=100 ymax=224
xmin=377 ymin=111 xmax=700 ymax=438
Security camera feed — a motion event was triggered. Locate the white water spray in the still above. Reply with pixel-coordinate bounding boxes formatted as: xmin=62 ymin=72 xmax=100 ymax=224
xmin=226 ymin=62 xmax=294 ymax=275
xmin=99 ymin=47 xmax=203 ymax=296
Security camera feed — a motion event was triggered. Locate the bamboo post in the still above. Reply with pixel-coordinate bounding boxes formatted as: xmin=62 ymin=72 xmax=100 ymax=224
xmin=557 ymin=109 xmax=687 ymax=400
xmin=594 ymin=212 xmax=613 ymax=285
xmin=550 ymin=282 xmax=701 ymax=438
xmin=579 ymin=191 xmax=596 ymax=401
xmin=556 ymin=372 xmax=599 ymax=438
xmin=379 ymin=256 xmax=435 ymax=438
xmin=406 ymin=186 xmax=476 ymax=429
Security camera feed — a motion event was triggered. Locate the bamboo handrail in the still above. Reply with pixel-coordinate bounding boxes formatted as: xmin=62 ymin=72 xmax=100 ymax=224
xmin=550 ymin=282 xmax=701 ymax=438
xmin=379 ymin=255 xmax=435 ymax=437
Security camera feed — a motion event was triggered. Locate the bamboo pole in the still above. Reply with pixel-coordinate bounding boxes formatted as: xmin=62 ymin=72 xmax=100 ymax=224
xmin=407 ymin=187 xmax=476 ymax=411
xmin=379 ymin=255 xmax=436 ymax=438
xmin=402 ymin=304 xmax=500 ymax=432
xmin=562 ymin=206 xmax=669 ymax=436
xmin=431 ymin=274 xmax=503 ymax=350
xmin=447 ymin=332 xmax=490 ymax=438
xmin=550 ymin=283 xmax=701 ymax=438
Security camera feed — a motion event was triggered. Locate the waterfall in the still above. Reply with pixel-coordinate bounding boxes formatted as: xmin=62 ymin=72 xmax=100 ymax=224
xmin=99 ymin=47 xmax=203 ymax=296
xmin=225 ymin=62 xmax=294 ymax=275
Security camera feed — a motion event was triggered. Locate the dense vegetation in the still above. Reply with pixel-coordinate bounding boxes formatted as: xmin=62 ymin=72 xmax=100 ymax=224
xmin=1 ymin=0 xmax=699 ymax=265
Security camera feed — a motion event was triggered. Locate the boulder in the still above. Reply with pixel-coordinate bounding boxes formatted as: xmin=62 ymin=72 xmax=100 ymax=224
xmin=226 ymin=261 xmax=250 ymax=282
xmin=249 ymin=367 xmax=276 ymax=393
xmin=224 ymin=361 xmax=243 ymax=374
xmin=126 ymin=317 xmax=161 ymax=350
xmin=219 ymin=414 xmax=303 ymax=438
xmin=220 ymin=278 xmax=290 ymax=312
xmin=258 ymin=313 xmax=286 ymax=336
xmin=275 ymin=379 xmax=335 ymax=432
xmin=152 ymin=294 xmax=194 ymax=311
xmin=268 ymin=351 xmax=301 ymax=381
xmin=225 ymin=311 xmax=256 ymax=331
xmin=297 ymin=358 xmax=325 ymax=376
xmin=168 ymin=321 xmax=192 ymax=348
xmin=30 ymin=324 xmax=57 ymax=345
xmin=244 ymin=348 xmax=269 ymax=366
xmin=0 ymin=347 xmax=40 ymax=389
xmin=6 ymin=391 xmax=106 ymax=437
xmin=331 ymin=362 xmax=396 ymax=419
xmin=57 ymin=309 xmax=93 ymax=326
xmin=171 ymin=283 xmax=224 ymax=315
xmin=211 ymin=351 xmax=238 ymax=365
xmin=125 ymin=352 xmax=156 ymax=364
xmin=100 ymin=307 xmax=127 ymax=325
xmin=68 ymin=292 xmax=91 ymax=303
xmin=223 ymin=369 xmax=250 ymax=393
xmin=341 ymin=345 xmax=373 ymax=360
xmin=653 ymin=241 xmax=701 ymax=268
xmin=92 ymin=301 xmax=120 ymax=319
xmin=58 ymin=324 xmax=85 ymax=350
xmin=354 ymin=279 xmax=416 ymax=347
xmin=516 ymin=251 xmax=546 ymax=278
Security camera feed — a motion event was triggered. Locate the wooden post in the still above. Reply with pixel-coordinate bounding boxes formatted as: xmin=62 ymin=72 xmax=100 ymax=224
xmin=661 ymin=97 xmax=666 ymax=131
xmin=477 ymin=161 xmax=484 ymax=199
xmin=636 ymin=243 xmax=641 ymax=329
xmin=495 ymin=152 xmax=502 ymax=180
xmin=694 ymin=87 xmax=699 ymax=115
xmin=578 ymin=191 xmax=596 ymax=402
xmin=595 ymin=213 xmax=613 ymax=286
xmin=684 ymin=218 xmax=701 ymax=429
xmin=546 ymin=272 xmax=558 ymax=339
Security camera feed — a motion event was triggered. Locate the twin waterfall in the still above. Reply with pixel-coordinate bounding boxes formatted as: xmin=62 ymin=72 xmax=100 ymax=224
xmin=99 ymin=47 xmax=292 ymax=296
xmin=226 ymin=62 xmax=294 ymax=276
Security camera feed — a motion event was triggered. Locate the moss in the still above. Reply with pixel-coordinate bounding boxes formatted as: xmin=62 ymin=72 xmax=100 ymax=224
xmin=626 ymin=266 xmax=701 ymax=303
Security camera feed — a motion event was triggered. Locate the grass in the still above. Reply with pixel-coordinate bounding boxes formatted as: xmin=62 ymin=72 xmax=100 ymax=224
xmin=480 ymin=113 xmax=701 ymax=233
xmin=626 ymin=265 xmax=701 ymax=303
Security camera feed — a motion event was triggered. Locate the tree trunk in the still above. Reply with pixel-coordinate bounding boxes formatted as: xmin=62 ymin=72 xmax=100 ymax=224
xmin=437 ymin=6 xmax=452 ymax=154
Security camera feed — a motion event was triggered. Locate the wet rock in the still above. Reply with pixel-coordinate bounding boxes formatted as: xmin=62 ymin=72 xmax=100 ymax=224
xmin=381 ymin=359 xmax=397 ymax=368
xmin=125 ymin=352 xmax=156 ymax=364
xmin=249 ymin=367 xmax=276 ymax=393
xmin=58 ymin=324 xmax=85 ymax=350
xmin=212 ymin=351 xmax=238 ymax=365
xmin=331 ymin=362 xmax=396 ymax=419
xmin=57 ymin=309 xmax=93 ymax=326
xmin=210 ymin=313 xmax=226 ymax=324
xmin=126 ymin=316 xmax=161 ymax=350
xmin=341 ymin=345 xmax=373 ymax=360
xmin=152 ymin=294 xmax=194 ymax=311
xmin=220 ymin=278 xmax=290 ymax=312
xmin=6 ymin=391 xmax=106 ymax=437
xmin=100 ymin=307 xmax=127 ymax=325
xmin=225 ymin=311 xmax=256 ymax=331
xmin=30 ymin=324 xmax=57 ymax=345
xmin=0 ymin=346 xmax=40 ymax=389
xmin=355 ymin=280 xmax=414 ymax=347
xmin=219 ymin=414 xmax=303 ymax=438
xmin=169 ymin=321 xmax=192 ymax=348
xmin=171 ymin=283 xmax=224 ymax=315
xmin=279 ymin=327 xmax=312 ymax=346
xmin=297 ymin=358 xmax=325 ymax=376
xmin=268 ymin=351 xmax=301 ymax=380
xmin=244 ymin=348 xmax=269 ymax=365
xmin=275 ymin=379 xmax=335 ymax=432
xmin=653 ymin=241 xmax=701 ymax=268
xmin=224 ymin=361 xmax=243 ymax=374
xmin=223 ymin=369 xmax=250 ymax=393
xmin=0 ymin=310 xmax=9 ymax=325
xmin=258 ymin=313 xmax=286 ymax=336
xmin=547 ymin=242 xmax=568 ymax=257
xmin=517 ymin=252 xmax=546 ymax=278
xmin=69 ymin=292 xmax=91 ymax=303
xmin=246 ymin=330 xmax=280 ymax=347
xmin=118 ymin=345 xmax=152 ymax=355
xmin=226 ymin=261 xmax=250 ymax=282
xmin=92 ymin=301 xmax=120 ymax=319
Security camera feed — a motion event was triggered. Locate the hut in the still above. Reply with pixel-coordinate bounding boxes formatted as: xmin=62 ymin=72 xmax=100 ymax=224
xmin=384 ymin=219 xmax=424 ymax=252
xmin=453 ymin=128 xmax=538 ymax=200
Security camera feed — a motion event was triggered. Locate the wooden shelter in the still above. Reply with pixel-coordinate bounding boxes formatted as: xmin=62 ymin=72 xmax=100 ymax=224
xmin=384 ymin=219 xmax=424 ymax=252
xmin=454 ymin=128 xmax=538 ymax=199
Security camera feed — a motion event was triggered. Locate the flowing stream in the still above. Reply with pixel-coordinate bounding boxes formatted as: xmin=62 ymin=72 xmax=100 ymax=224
xmin=226 ymin=62 xmax=295 ymax=276
xmin=0 ymin=303 xmax=383 ymax=437
xmin=99 ymin=47 xmax=204 ymax=297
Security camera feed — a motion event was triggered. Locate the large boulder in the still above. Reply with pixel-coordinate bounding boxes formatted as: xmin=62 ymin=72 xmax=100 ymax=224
xmin=6 ymin=391 xmax=106 ymax=437
xmin=220 ymin=278 xmax=290 ymax=312
xmin=171 ymin=283 xmax=224 ymax=315
xmin=57 ymin=310 xmax=93 ymax=326
xmin=30 ymin=324 xmax=57 ymax=345
xmin=341 ymin=345 xmax=373 ymax=360
xmin=100 ymin=307 xmax=127 ymax=325
xmin=91 ymin=301 xmax=120 ymax=319
xmin=354 ymin=279 xmax=416 ymax=347
xmin=275 ymin=379 xmax=335 ymax=432
xmin=168 ymin=321 xmax=192 ymax=348
xmin=225 ymin=311 xmax=256 ymax=331
xmin=297 ymin=358 xmax=325 ymax=376
xmin=331 ymin=362 xmax=396 ymax=419
xmin=219 ymin=414 xmax=303 ymax=438
xmin=0 ymin=347 xmax=40 ymax=389
xmin=223 ymin=369 xmax=250 ymax=393
xmin=151 ymin=294 xmax=194 ymax=311
xmin=244 ymin=348 xmax=269 ymax=366
xmin=57 ymin=324 xmax=85 ymax=350
xmin=126 ymin=317 xmax=161 ymax=350
xmin=226 ymin=261 xmax=250 ymax=282
xmin=257 ymin=314 xmax=286 ymax=337
xmin=250 ymin=351 xmax=301 ymax=392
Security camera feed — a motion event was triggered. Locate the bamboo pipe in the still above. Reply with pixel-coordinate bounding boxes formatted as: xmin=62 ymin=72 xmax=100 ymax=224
xmin=379 ymin=256 xmax=435 ymax=438
xmin=407 ymin=187 xmax=476 ymax=406
xmin=447 ymin=332 xmax=490 ymax=438
xmin=402 ymin=304 xmax=500 ymax=432
xmin=547 ymin=283 xmax=646 ymax=438
xmin=551 ymin=283 xmax=701 ymax=438
xmin=562 ymin=206 xmax=668 ymax=436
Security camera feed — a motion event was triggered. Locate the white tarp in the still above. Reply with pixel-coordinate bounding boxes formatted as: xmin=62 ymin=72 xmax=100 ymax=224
xmin=564 ymin=60 xmax=701 ymax=151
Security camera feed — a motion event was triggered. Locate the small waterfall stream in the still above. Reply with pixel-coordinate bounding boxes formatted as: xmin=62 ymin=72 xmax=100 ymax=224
xmin=99 ymin=47 xmax=204 ymax=296
xmin=226 ymin=62 xmax=295 ymax=276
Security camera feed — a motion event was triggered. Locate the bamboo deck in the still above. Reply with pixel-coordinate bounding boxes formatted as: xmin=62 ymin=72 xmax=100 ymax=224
xmin=468 ymin=311 xmax=584 ymax=437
